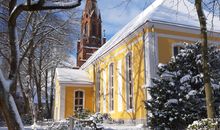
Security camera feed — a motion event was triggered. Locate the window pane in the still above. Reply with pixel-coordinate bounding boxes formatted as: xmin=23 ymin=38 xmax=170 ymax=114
xmin=79 ymin=99 xmax=83 ymax=105
xmin=75 ymin=99 xmax=78 ymax=105
xmin=126 ymin=53 xmax=133 ymax=110
xmin=76 ymin=92 xmax=79 ymax=98
xmin=174 ymin=46 xmax=178 ymax=56
xmin=130 ymin=86 xmax=132 ymax=95
xmin=74 ymin=91 xmax=84 ymax=111
xmin=130 ymin=97 xmax=133 ymax=108
xmin=79 ymin=92 xmax=83 ymax=98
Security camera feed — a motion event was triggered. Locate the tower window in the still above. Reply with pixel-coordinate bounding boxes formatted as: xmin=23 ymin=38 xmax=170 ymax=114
xmin=92 ymin=22 xmax=96 ymax=36
xmin=109 ymin=63 xmax=114 ymax=111
xmin=126 ymin=52 xmax=134 ymax=110
xmin=84 ymin=22 xmax=88 ymax=36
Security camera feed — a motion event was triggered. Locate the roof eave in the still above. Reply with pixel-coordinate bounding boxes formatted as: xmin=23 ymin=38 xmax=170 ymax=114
xmin=59 ymin=81 xmax=94 ymax=87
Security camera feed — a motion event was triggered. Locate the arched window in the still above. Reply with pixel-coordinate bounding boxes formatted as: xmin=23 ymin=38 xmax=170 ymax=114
xmin=126 ymin=52 xmax=134 ymax=110
xmin=109 ymin=63 xmax=114 ymax=111
xmin=96 ymin=69 xmax=101 ymax=112
xmin=84 ymin=22 xmax=88 ymax=36
xmin=92 ymin=22 xmax=96 ymax=36
xmin=74 ymin=91 xmax=84 ymax=111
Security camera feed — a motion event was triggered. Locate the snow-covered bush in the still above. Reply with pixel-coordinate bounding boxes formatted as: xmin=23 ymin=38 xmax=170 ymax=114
xmin=187 ymin=118 xmax=218 ymax=130
xmin=72 ymin=109 xmax=108 ymax=129
xmin=145 ymin=42 xmax=220 ymax=129
xmin=49 ymin=120 xmax=69 ymax=130
xmin=89 ymin=112 xmax=104 ymax=124
xmin=74 ymin=108 xmax=91 ymax=119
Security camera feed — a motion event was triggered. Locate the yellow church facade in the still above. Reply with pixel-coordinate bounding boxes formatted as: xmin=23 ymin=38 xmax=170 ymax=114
xmin=54 ymin=0 xmax=220 ymax=123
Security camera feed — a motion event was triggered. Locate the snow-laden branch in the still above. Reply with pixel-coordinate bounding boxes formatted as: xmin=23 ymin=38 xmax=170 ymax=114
xmin=42 ymin=1 xmax=82 ymax=10
xmin=9 ymin=0 xmax=82 ymax=24
xmin=0 ymin=69 xmax=12 ymax=93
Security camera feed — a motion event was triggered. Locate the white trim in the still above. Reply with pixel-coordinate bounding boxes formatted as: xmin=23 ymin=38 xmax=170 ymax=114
xmin=158 ymin=33 xmax=200 ymax=42
xmin=125 ymin=52 xmax=135 ymax=111
xmin=108 ymin=62 xmax=114 ymax=112
xmin=73 ymin=89 xmax=85 ymax=111
xmin=102 ymin=69 xmax=107 ymax=113
xmin=157 ymin=33 xmax=220 ymax=45
xmin=144 ymin=32 xmax=153 ymax=88
xmin=154 ymin=32 xmax=159 ymax=72
xmin=60 ymin=84 xmax=66 ymax=120
xmin=59 ymin=83 xmax=93 ymax=87
xmin=149 ymin=20 xmax=220 ymax=37
xmin=117 ymin=59 xmax=123 ymax=112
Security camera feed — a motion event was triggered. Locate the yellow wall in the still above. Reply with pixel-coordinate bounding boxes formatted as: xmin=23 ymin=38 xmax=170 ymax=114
xmin=65 ymin=86 xmax=94 ymax=118
xmin=86 ymin=31 xmax=147 ymax=121
xmin=153 ymin=28 xmax=220 ymax=64
xmin=84 ymin=26 xmax=220 ymax=122
xmin=55 ymin=25 xmax=220 ymax=122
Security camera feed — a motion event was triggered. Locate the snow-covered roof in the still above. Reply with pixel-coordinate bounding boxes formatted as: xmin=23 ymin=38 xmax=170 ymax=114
xmin=56 ymin=68 xmax=93 ymax=85
xmin=81 ymin=0 xmax=220 ymax=69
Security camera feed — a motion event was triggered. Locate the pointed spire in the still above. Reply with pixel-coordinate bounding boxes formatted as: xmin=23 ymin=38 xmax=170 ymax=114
xmin=84 ymin=0 xmax=99 ymax=16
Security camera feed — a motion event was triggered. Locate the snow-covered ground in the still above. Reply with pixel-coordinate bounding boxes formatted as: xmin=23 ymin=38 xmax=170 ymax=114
xmin=0 ymin=123 xmax=147 ymax=130
xmin=103 ymin=123 xmax=146 ymax=130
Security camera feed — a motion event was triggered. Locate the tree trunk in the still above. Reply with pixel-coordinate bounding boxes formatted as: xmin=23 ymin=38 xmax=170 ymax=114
xmin=49 ymin=68 xmax=55 ymax=119
xmin=18 ymin=74 xmax=30 ymax=114
xmin=0 ymin=1 xmax=25 ymax=129
xmin=45 ymin=69 xmax=50 ymax=119
xmin=1 ymin=1 xmax=82 ymax=129
xmin=195 ymin=0 xmax=215 ymax=118
xmin=0 ymin=81 xmax=24 ymax=130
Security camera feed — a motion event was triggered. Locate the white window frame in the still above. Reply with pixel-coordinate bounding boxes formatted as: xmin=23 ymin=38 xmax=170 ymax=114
xmin=126 ymin=52 xmax=134 ymax=111
xmin=109 ymin=63 xmax=114 ymax=112
xmin=74 ymin=90 xmax=85 ymax=111
xmin=96 ymin=68 xmax=101 ymax=112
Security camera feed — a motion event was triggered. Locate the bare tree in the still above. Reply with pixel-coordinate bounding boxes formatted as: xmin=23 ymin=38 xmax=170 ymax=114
xmin=16 ymin=9 xmax=79 ymax=124
xmin=0 ymin=0 xmax=81 ymax=129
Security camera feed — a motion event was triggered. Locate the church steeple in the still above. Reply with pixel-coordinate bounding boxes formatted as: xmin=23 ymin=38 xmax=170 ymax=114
xmin=77 ymin=0 xmax=102 ymax=67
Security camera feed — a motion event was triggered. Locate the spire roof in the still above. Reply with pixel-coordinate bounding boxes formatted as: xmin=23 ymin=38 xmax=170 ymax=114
xmin=84 ymin=0 xmax=100 ymax=16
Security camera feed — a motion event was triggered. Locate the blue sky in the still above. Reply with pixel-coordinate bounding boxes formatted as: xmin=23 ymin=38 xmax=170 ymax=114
xmin=81 ymin=0 xmax=155 ymax=40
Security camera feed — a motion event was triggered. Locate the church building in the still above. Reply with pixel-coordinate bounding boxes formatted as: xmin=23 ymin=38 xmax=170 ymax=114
xmin=54 ymin=0 xmax=220 ymax=123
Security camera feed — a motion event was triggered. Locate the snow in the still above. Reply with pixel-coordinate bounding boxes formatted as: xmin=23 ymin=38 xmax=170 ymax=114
xmin=158 ymin=63 xmax=166 ymax=69
xmin=165 ymin=99 xmax=178 ymax=105
xmin=180 ymin=74 xmax=191 ymax=83
xmin=56 ymin=68 xmax=93 ymax=85
xmin=188 ymin=90 xmax=197 ymax=96
xmin=44 ymin=1 xmax=79 ymax=7
xmin=212 ymin=83 xmax=220 ymax=90
xmin=81 ymin=0 xmax=220 ymax=69
xmin=169 ymin=118 xmax=174 ymax=122
xmin=102 ymin=124 xmax=146 ymax=130
xmin=0 ymin=69 xmax=12 ymax=93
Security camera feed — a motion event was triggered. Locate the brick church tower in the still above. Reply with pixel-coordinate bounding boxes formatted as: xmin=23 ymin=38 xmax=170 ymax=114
xmin=77 ymin=0 xmax=105 ymax=67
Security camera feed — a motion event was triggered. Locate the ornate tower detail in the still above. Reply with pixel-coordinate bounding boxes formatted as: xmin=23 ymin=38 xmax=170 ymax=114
xmin=77 ymin=0 xmax=102 ymax=67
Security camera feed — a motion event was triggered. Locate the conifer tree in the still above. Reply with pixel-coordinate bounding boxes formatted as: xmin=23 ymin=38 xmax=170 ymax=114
xmin=145 ymin=42 xmax=220 ymax=129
